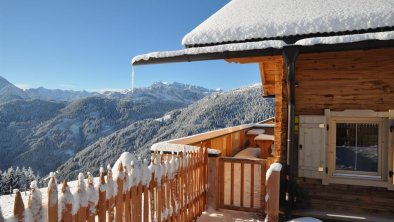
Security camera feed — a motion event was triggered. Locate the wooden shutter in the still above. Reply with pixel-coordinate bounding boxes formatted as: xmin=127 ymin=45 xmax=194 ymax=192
xmin=298 ymin=116 xmax=326 ymax=179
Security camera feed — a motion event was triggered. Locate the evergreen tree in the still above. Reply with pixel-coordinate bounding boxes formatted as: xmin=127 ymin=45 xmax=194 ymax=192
xmin=0 ymin=170 xmax=3 ymax=195
xmin=14 ymin=166 xmax=23 ymax=189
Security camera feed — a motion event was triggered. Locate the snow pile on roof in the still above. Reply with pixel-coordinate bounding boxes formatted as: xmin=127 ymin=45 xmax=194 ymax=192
xmin=295 ymin=30 xmax=394 ymax=46
xmin=182 ymin=0 xmax=394 ymax=46
xmin=132 ymin=40 xmax=286 ymax=64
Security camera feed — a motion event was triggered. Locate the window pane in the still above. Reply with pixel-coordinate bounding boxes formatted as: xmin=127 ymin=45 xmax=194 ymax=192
xmin=335 ymin=123 xmax=378 ymax=172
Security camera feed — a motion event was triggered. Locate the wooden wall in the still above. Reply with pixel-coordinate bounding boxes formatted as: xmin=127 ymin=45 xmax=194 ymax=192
xmin=295 ymin=48 xmax=394 ymax=115
xmin=297 ymin=178 xmax=394 ymax=216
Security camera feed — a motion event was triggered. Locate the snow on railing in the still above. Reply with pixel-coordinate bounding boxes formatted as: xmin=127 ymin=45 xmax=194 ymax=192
xmin=7 ymin=148 xmax=208 ymax=222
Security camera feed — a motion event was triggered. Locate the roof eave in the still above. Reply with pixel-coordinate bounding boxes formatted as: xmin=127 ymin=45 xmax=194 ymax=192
xmin=133 ymin=39 xmax=394 ymax=66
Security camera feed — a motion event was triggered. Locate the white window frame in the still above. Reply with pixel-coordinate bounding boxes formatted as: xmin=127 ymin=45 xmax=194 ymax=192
xmin=325 ymin=109 xmax=389 ymax=187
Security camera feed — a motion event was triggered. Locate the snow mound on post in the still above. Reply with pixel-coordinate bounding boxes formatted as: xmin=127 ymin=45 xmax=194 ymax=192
xmin=25 ymin=181 xmax=44 ymax=222
xmin=77 ymin=173 xmax=88 ymax=208
xmin=266 ymin=163 xmax=282 ymax=181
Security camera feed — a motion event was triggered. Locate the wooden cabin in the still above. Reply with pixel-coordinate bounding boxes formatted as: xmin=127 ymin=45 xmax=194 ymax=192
xmin=133 ymin=0 xmax=394 ymax=220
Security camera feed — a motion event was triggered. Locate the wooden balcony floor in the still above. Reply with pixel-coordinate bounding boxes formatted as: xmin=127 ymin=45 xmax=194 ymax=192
xmin=198 ymin=208 xmax=264 ymax=222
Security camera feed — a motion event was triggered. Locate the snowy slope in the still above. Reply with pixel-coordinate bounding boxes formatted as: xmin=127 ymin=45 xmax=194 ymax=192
xmin=0 ymin=77 xmax=214 ymax=176
xmin=56 ymin=84 xmax=274 ymax=181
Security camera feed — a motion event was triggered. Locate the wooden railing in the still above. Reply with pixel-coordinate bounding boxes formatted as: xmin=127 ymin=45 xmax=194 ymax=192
xmin=9 ymin=148 xmax=208 ymax=222
xmin=219 ymin=157 xmax=266 ymax=211
xmin=219 ymin=157 xmax=281 ymax=221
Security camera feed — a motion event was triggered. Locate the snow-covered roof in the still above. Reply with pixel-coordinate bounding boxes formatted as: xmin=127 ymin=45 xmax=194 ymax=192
xmin=132 ymin=40 xmax=285 ymax=64
xmin=132 ymin=31 xmax=394 ymax=65
xmin=182 ymin=0 xmax=394 ymax=47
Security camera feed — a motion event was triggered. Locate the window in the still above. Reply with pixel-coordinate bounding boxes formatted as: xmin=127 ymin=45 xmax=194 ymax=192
xmin=335 ymin=123 xmax=379 ymax=175
xmin=328 ymin=112 xmax=388 ymax=183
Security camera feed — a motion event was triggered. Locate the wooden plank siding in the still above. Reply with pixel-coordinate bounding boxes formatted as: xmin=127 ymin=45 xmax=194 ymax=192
xmin=292 ymin=48 xmax=394 ymax=216
xmin=295 ymin=48 xmax=394 ymax=115
xmin=297 ymin=178 xmax=394 ymax=215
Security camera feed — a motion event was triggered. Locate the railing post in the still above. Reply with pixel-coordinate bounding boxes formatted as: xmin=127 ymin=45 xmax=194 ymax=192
xmin=47 ymin=173 xmax=58 ymax=222
xmin=98 ymin=167 xmax=107 ymax=222
xmin=27 ymin=180 xmax=43 ymax=222
xmin=76 ymin=173 xmax=88 ymax=222
xmin=266 ymin=163 xmax=282 ymax=222
xmin=106 ymin=164 xmax=115 ymax=222
xmin=123 ymin=166 xmax=131 ymax=222
xmin=115 ymin=162 xmax=124 ymax=222
xmin=87 ymin=172 xmax=97 ymax=222
xmin=60 ymin=180 xmax=73 ymax=222
xmin=142 ymin=159 xmax=150 ymax=222
xmin=13 ymin=190 xmax=24 ymax=222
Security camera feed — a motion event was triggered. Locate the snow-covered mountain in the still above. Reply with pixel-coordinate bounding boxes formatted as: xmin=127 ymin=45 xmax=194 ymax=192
xmin=56 ymin=85 xmax=274 ymax=180
xmin=102 ymin=81 xmax=216 ymax=103
xmin=0 ymin=76 xmax=29 ymax=103
xmin=0 ymin=77 xmax=215 ymax=175
xmin=0 ymin=76 xmax=274 ymax=179
xmin=0 ymin=76 xmax=216 ymax=103
xmin=25 ymin=87 xmax=100 ymax=101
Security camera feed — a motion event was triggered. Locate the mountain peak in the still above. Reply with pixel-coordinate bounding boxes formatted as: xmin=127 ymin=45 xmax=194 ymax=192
xmin=0 ymin=76 xmax=30 ymax=103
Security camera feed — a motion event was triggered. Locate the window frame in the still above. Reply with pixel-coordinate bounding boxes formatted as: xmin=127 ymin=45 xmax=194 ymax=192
xmin=325 ymin=110 xmax=389 ymax=187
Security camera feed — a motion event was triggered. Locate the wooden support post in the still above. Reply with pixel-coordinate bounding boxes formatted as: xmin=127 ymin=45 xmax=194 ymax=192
xmin=13 ymin=190 xmax=24 ymax=222
xmin=266 ymin=166 xmax=281 ymax=222
xmin=256 ymin=140 xmax=274 ymax=159
xmin=47 ymin=174 xmax=58 ymax=222
xmin=98 ymin=169 xmax=107 ymax=222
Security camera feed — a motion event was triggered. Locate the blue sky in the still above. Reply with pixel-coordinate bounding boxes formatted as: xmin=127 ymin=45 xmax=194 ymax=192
xmin=0 ymin=0 xmax=260 ymax=91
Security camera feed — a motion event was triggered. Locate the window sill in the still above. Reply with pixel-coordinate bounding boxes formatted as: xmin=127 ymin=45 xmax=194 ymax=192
xmin=327 ymin=176 xmax=387 ymax=188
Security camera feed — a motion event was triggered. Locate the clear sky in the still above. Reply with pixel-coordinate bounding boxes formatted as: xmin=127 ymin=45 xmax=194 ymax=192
xmin=0 ymin=0 xmax=260 ymax=92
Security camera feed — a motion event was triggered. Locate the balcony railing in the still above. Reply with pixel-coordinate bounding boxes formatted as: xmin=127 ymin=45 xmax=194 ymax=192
xmin=5 ymin=121 xmax=281 ymax=222
xmin=9 ymin=150 xmax=208 ymax=222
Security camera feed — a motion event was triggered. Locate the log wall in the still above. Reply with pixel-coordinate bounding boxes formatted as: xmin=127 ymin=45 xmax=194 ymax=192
xmin=293 ymin=47 xmax=394 ymax=216
xmin=297 ymin=178 xmax=394 ymax=216
xmin=295 ymin=48 xmax=394 ymax=115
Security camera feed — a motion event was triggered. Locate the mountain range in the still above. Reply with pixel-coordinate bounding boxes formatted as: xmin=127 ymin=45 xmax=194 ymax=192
xmin=0 ymin=76 xmax=274 ymax=180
